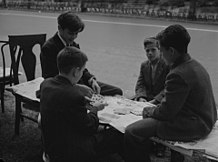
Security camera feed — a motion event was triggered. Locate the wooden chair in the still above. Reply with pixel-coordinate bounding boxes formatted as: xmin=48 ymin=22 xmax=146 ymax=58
xmin=0 ymin=40 xmax=13 ymax=113
xmin=8 ymin=34 xmax=46 ymax=135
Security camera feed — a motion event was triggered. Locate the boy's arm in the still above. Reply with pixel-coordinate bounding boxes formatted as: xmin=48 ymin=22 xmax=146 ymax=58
xmin=153 ymin=90 xmax=165 ymax=103
xmin=81 ymin=68 xmax=95 ymax=86
xmin=73 ymin=42 xmax=96 ymax=86
xmin=66 ymin=103 xmax=99 ymax=135
xmin=40 ymin=46 xmax=58 ymax=78
xmin=151 ymin=74 xmax=189 ymax=121
xmin=135 ymin=63 xmax=148 ymax=100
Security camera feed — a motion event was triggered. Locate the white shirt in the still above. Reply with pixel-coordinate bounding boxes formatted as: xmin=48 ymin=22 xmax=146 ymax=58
xmin=57 ymin=32 xmax=68 ymax=47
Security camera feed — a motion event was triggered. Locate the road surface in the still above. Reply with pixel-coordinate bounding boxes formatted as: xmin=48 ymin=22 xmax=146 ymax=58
xmin=0 ymin=9 xmax=218 ymax=102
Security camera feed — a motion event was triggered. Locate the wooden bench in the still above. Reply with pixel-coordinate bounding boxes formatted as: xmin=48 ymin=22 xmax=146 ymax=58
xmin=150 ymin=121 xmax=218 ymax=162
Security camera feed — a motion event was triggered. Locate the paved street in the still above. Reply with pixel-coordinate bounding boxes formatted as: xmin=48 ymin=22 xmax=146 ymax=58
xmin=0 ymin=9 xmax=218 ymax=102
xmin=0 ymin=9 xmax=217 ymax=162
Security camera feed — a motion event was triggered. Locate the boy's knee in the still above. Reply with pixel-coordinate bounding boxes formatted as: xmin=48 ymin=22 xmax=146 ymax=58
xmin=125 ymin=124 xmax=136 ymax=138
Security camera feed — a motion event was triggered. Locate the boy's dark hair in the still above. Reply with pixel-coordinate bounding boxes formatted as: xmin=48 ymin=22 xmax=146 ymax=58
xmin=58 ymin=11 xmax=85 ymax=33
xmin=143 ymin=37 xmax=159 ymax=48
xmin=156 ymin=24 xmax=191 ymax=54
xmin=57 ymin=47 xmax=88 ymax=74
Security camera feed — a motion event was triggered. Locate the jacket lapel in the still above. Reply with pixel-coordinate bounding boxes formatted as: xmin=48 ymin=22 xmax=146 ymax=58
xmin=152 ymin=60 xmax=164 ymax=86
xmin=53 ymin=33 xmax=65 ymax=50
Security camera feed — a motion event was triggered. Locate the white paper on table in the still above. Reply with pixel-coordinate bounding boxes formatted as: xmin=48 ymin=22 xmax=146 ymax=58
xmin=91 ymin=95 xmax=155 ymax=133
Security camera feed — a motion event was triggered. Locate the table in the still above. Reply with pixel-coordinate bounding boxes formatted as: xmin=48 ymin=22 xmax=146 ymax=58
xmin=7 ymin=77 xmax=151 ymax=134
xmin=7 ymin=77 xmax=43 ymax=135
xmin=7 ymin=77 xmax=218 ymax=161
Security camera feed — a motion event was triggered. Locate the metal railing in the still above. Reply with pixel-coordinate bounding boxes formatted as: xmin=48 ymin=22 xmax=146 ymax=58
xmin=0 ymin=1 xmax=218 ymax=22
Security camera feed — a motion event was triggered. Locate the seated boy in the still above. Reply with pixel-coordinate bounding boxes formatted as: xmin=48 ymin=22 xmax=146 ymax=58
xmin=135 ymin=37 xmax=169 ymax=105
xmin=135 ymin=37 xmax=169 ymax=157
xmin=40 ymin=11 xmax=123 ymax=96
xmin=39 ymin=46 xmax=123 ymax=162
xmin=124 ymin=24 xmax=217 ymax=162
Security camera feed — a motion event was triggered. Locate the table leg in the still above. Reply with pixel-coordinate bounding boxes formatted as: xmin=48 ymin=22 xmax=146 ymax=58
xmin=15 ymin=96 xmax=21 ymax=135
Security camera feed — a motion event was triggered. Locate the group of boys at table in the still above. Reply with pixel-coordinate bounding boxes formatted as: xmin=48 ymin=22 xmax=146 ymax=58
xmin=36 ymin=11 xmax=217 ymax=162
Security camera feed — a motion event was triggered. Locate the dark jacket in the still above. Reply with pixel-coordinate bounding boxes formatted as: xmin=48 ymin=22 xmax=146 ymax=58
xmin=135 ymin=58 xmax=169 ymax=102
xmin=40 ymin=33 xmax=93 ymax=85
xmin=152 ymin=54 xmax=217 ymax=141
xmin=40 ymin=75 xmax=99 ymax=161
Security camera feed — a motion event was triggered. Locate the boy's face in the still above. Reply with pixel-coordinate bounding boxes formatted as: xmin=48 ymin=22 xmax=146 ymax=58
xmin=59 ymin=27 xmax=79 ymax=45
xmin=144 ymin=43 xmax=160 ymax=62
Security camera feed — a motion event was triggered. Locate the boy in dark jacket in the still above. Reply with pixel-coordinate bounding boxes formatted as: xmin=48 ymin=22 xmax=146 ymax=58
xmin=40 ymin=11 xmax=123 ymax=96
xmin=124 ymin=24 xmax=217 ymax=162
xmin=40 ymin=47 xmax=123 ymax=162
xmin=135 ymin=37 xmax=169 ymax=105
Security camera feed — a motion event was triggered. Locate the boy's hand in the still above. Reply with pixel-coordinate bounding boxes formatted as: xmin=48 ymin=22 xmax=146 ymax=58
xmin=142 ymin=105 xmax=156 ymax=118
xmin=138 ymin=97 xmax=147 ymax=102
xmin=149 ymin=99 xmax=159 ymax=105
xmin=91 ymin=79 xmax=101 ymax=94
xmin=88 ymin=77 xmax=101 ymax=94
xmin=84 ymin=96 xmax=108 ymax=111
xmin=92 ymin=101 xmax=108 ymax=111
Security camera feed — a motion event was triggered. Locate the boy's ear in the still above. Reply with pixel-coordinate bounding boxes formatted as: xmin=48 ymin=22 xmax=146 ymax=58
xmin=169 ymin=47 xmax=175 ymax=57
xmin=74 ymin=67 xmax=82 ymax=77
xmin=58 ymin=25 xmax=63 ymax=32
xmin=70 ymin=67 xmax=77 ymax=77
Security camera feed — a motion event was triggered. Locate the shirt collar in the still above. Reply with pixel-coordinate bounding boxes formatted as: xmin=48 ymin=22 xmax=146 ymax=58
xmin=57 ymin=32 xmax=67 ymax=47
xmin=149 ymin=58 xmax=160 ymax=66
xmin=171 ymin=53 xmax=191 ymax=69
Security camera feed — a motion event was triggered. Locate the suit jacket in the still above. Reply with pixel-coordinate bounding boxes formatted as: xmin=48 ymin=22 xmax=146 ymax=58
xmin=40 ymin=75 xmax=99 ymax=161
xmin=151 ymin=54 xmax=217 ymax=141
xmin=135 ymin=58 xmax=169 ymax=102
xmin=40 ymin=32 xmax=93 ymax=85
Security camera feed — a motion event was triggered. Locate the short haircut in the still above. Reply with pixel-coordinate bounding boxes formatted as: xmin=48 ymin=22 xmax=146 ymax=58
xmin=57 ymin=47 xmax=88 ymax=74
xmin=57 ymin=11 xmax=85 ymax=33
xmin=156 ymin=24 xmax=191 ymax=53
xmin=143 ymin=37 xmax=159 ymax=48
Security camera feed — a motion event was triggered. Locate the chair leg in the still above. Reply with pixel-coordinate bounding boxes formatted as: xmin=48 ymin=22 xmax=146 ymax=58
xmin=1 ymin=90 xmax=5 ymax=113
xmin=15 ymin=96 xmax=22 ymax=135
xmin=0 ymin=86 xmax=5 ymax=113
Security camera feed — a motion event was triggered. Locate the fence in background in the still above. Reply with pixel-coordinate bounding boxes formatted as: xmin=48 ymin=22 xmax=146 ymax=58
xmin=0 ymin=1 xmax=218 ymax=23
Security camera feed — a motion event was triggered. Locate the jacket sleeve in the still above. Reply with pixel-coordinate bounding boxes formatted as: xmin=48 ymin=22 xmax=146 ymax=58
xmin=75 ymin=105 xmax=99 ymax=135
xmin=153 ymin=64 xmax=170 ymax=102
xmin=74 ymin=42 xmax=95 ymax=86
xmin=81 ymin=68 xmax=95 ymax=86
xmin=154 ymin=90 xmax=165 ymax=103
xmin=65 ymin=96 xmax=99 ymax=135
xmin=135 ymin=63 xmax=148 ymax=99
xmin=40 ymin=45 xmax=59 ymax=78
xmin=151 ymin=73 xmax=189 ymax=121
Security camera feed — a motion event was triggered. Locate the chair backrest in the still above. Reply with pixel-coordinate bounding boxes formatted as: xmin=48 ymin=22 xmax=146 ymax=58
xmin=8 ymin=34 xmax=46 ymax=84
xmin=0 ymin=40 xmax=9 ymax=83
